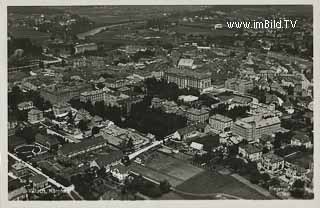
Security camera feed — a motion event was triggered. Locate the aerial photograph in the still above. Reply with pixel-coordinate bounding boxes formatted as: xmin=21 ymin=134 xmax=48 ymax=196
xmin=7 ymin=5 xmax=313 ymax=201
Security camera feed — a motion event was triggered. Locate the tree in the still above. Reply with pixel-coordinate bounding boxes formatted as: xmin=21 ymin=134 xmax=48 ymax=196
xmin=290 ymin=179 xmax=305 ymax=198
xmin=127 ymin=138 xmax=134 ymax=150
xmin=78 ymin=119 xmax=88 ymax=132
xmin=20 ymin=126 xmax=36 ymax=144
xmin=159 ymin=180 xmax=171 ymax=193
xmin=92 ymin=126 xmax=100 ymax=136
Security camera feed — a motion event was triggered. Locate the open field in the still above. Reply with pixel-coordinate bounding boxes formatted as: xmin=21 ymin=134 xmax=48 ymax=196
xmin=176 ymin=170 xmax=270 ymax=199
xmin=130 ymin=152 xmax=203 ymax=187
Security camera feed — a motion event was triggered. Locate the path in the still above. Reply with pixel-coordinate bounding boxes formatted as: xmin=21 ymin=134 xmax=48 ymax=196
xmin=231 ymin=173 xmax=274 ymax=198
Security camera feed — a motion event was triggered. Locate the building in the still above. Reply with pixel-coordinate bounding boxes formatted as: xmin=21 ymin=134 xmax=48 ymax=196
xmin=28 ymin=108 xmax=44 ymax=124
xmin=8 ymin=186 xmax=28 ymax=201
xmin=291 ymin=134 xmax=312 ymax=149
xmin=258 ymin=153 xmax=284 ymax=175
xmin=184 ymin=108 xmax=210 ymax=123
xmin=238 ymin=144 xmax=263 ymax=161
xmin=40 ymin=83 xmax=91 ymax=104
xmin=52 ymin=102 xmax=71 ymax=117
xmin=232 ymin=115 xmax=281 ymax=142
xmin=209 ymin=114 xmax=233 ymax=133
xmin=17 ymin=101 xmax=34 ymax=111
xmin=105 ymin=78 xmax=127 ymax=89
xmin=74 ymin=43 xmax=98 ymax=54
xmin=177 ymin=58 xmax=194 ymax=69
xmin=58 ymin=136 xmax=108 ymax=158
xmin=11 ymin=162 xmax=29 ymax=177
xmin=171 ymin=123 xmax=206 ymax=141
xmin=29 ymin=174 xmax=48 ymax=190
xmin=225 ymin=78 xmax=254 ymax=94
xmin=164 ymin=68 xmax=211 ymax=90
xmin=285 ymin=163 xmax=308 ymax=184
xmin=35 ymin=133 xmax=60 ymax=151
xmin=151 ymin=97 xmax=163 ymax=109
xmin=109 ymin=164 xmax=129 ymax=183
xmin=80 ymin=88 xmax=107 ymax=104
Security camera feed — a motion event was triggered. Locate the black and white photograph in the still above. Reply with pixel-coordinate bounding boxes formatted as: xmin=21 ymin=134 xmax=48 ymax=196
xmin=3 ymin=2 xmax=317 ymax=205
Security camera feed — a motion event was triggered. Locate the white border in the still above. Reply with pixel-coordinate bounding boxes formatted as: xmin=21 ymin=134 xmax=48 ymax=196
xmin=1 ymin=1 xmax=319 ymax=208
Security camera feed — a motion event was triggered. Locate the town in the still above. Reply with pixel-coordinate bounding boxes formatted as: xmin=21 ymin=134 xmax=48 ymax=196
xmin=7 ymin=5 xmax=313 ymax=200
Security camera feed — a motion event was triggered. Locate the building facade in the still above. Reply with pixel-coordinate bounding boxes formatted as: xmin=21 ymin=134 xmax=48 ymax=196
xmin=209 ymin=114 xmax=233 ymax=132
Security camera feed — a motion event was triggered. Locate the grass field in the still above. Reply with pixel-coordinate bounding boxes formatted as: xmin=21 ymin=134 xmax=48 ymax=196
xmin=176 ymin=170 xmax=269 ymax=200
xmin=130 ymin=152 xmax=203 ymax=187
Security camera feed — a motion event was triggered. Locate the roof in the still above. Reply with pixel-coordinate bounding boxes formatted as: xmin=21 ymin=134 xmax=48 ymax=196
xmin=94 ymin=151 xmax=123 ymax=168
xmin=240 ymin=144 xmax=262 ymax=154
xmin=165 ymin=68 xmax=211 ymax=80
xmin=59 ymin=136 xmax=107 ymax=156
xmin=29 ymin=174 xmax=47 ymax=184
xmin=263 ymin=153 xmax=284 ymax=163
xmin=178 ymin=58 xmax=194 ymax=67
xmin=12 ymin=162 xmax=27 ymax=171
xmin=210 ymin=114 xmax=232 ymax=123
xmin=291 ymin=134 xmax=311 ymax=143
xmin=190 ymin=142 xmax=203 ymax=150
xmin=177 ymin=123 xmax=206 ymax=136
xmin=28 ymin=108 xmax=42 ymax=115
xmin=35 ymin=133 xmax=60 ymax=146
xmin=186 ymin=108 xmax=209 ymax=116
xmin=110 ymin=164 xmax=129 ymax=174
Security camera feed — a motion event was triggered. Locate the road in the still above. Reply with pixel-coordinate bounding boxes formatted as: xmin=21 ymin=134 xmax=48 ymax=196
xmin=231 ymin=173 xmax=274 ymax=198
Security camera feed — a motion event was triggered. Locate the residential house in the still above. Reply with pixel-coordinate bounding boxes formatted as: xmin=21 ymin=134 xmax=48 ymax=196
xmin=258 ymin=153 xmax=285 ymax=175
xmin=238 ymin=144 xmax=263 ymax=162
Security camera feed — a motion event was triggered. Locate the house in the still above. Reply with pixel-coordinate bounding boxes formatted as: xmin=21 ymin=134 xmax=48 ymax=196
xmin=238 ymin=144 xmax=263 ymax=162
xmin=29 ymin=174 xmax=48 ymax=190
xmin=90 ymin=151 xmax=123 ymax=170
xmin=209 ymin=114 xmax=233 ymax=133
xmin=285 ymin=163 xmax=308 ymax=184
xmin=290 ymin=134 xmax=312 ymax=149
xmin=35 ymin=133 xmax=60 ymax=151
xmin=11 ymin=162 xmax=29 ymax=177
xmin=17 ymin=101 xmax=34 ymax=111
xmin=184 ymin=108 xmax=210 ymax=123
xmin=109 ymin=164 xmax=129 ymax=183
xmin=259 ymin=134 xmax=274 ymax=150
xmin=258 ymin=153 xmax=284 ymax=175
xmin=8 ymin=186 xmax=28 ymax=200
xmin=92 ymin=115 xmax=103 ymax=127
xmin=171 ymin=123 xmax=206 ymax=141
xmin=189 ymin=142 xmax=204 ymax=152
xmin=28 ymin=108 xmax=44 ymax=124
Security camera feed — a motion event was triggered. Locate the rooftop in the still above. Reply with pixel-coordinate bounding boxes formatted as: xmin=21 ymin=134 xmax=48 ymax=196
xmin=210 ymin=114 xmax=232 ymax=123
xmin=29 ymin=174 xmax=47 ymax=184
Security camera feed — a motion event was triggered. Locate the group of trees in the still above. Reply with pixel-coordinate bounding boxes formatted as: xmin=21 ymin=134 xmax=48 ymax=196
xmin=144 ymin=78 xmax=200 ymax=101
xmin=15 ymin=126 xmax=36 ymax=144
xmin=9 ymin=86 xmax=52 ymax=111
xmin=123 ymin=101 xmax=187 ymax=138
xmin=123 ymin=175 xmax=171 ymax=198
xmin=211 ymin=103 xmax=250 ymax=121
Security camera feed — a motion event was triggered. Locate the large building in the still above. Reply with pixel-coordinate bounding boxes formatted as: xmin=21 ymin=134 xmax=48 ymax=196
xmin=74 ymin=43 xmax=98 ymax=54
xmin=58 ymin=136 xmax=108 ymax=158
xmin=164 ymin=68 xmax=211 ymax=90
xmin=225 ymin=78 xmax=254 ymax=94
xmin=184 ymin=108 xmax=210 ymax=123
xmin=80 ymin=88 xmax=108 ymax=104
xmin=209 ymin=114 xmax=233 ymax=132
xmin=40 ymin=83 xmax=91 ymax=104
xmin=232 ymin=115 xmax=281 ymax=142
xmin=28 ymin=108 xmax=44 ymax=124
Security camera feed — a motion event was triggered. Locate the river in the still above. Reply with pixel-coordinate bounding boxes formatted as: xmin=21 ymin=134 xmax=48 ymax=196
xmin=76 ymin=20 xmax=146 ymax=40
